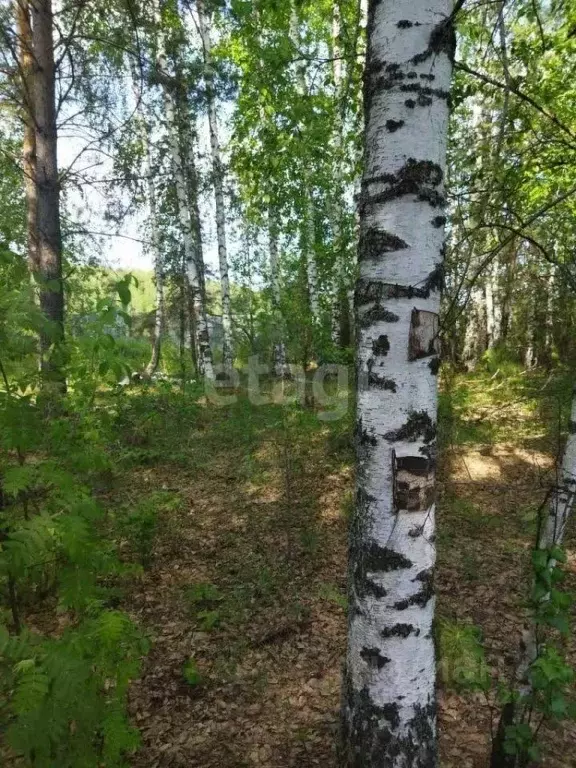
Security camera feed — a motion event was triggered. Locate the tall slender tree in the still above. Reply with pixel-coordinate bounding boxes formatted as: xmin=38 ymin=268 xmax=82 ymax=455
xmin=341 ymin=2 xmax=454 ymax=765
xmin=154 ymin=0 xmax=214 ymax=380
xmin=268 ymin=210 xmax=289 ymax=378
xmin=131 ymin=73 xmax=164 ymax=378
xmin=289 ymin=2 xmax=320 ymax=326
xmin=15 ymin=0 xmax=37 ymax=274
xmin=197 ymin=0 xmax=234 ymax=370
xmin=29 ymin=0 xmax=65 ymax=388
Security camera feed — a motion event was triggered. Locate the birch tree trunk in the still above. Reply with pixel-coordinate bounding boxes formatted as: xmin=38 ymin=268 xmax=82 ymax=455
xmin=15 ymin=0 xmax=38 ymax=274
xmin=341 ymin=3 xmax=453 ymax=765
xmin=197 ymin=0 xmax=234 ymax=370
xmin=143 ymin=156 xmax=164 ymax=378
xmin=330 ymin=1 xmax=346 ymax=345
xmin=30 ymin=0 xmax=65 ymax=389
xmin=154 ymin=1 xmax=214 ymax=381
xmin=491 ymin=387 xmax=576 ymax=768
xmin=173 ymin=75 xmax=209 ymax=336
xmin=268 ymin=211 xmax=289 ymax=378
xmin=540 ymin=388 xmax=576 ymax=551
xmin=132 ymin=75 xmax=164 ymax=378
xmin=290 ymin=4 xmax=320 ymax=325
xmin=485 ymin=256 xmax=502 ymax=350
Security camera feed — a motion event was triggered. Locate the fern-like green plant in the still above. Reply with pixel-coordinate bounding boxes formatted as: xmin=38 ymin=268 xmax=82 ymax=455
xmin=1 ymin=612 xmax=148 ymax=768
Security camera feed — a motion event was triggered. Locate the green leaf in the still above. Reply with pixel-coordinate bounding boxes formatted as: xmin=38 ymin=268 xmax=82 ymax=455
xmin=182 ymin=658 xmax=202 ymax=686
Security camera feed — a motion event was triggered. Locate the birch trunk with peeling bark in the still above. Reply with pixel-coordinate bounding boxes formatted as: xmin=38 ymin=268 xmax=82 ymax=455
xmin=30 ymin=0 xmax=65 ymax=388
xmin=197 ymin=0 xmax=233 ymax=370
xmin=154 ymin=0 xmax=214 ymax=380
xmin=341 ymin=3 xmax=453 ymax=766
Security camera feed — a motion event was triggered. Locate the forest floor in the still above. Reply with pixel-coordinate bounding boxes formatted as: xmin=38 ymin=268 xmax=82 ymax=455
xmin=107 ymin=366 xmax=576 ymax=768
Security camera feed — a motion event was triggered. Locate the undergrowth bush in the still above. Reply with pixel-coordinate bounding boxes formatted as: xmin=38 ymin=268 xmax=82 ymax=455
xmin=0 ymin=274 xmax=150 ymax=766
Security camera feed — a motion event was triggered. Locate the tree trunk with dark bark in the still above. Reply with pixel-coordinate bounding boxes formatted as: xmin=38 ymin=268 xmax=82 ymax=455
xmin=30 ymin=0 xmax=65 ymax=388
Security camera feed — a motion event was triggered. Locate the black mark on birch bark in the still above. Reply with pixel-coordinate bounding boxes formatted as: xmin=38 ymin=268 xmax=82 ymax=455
xmin=359 ymin=228 xmax=409 ymax=261
xmin=372 ymin=335 xmax=390 ymax=356
xmin=361 ymin=159 xmax=445 ymax=210
xmin=393 ymin=569 xmax=434 ymax=610
xmin=361 ymin=647 xmax=391 ymax=670
xmin=408 ymin=309 xmax=440 ymax=361
xmin=357 ymin=417 xmax=377 ymax=445
xmin=428 ymin=357 xmax=441 ymax=375
xmin=341 ymin=679 xmax=436 ymax=768
xmin=367 ymin=371 xmax=397 ymax=392
xmin=411 ymin=18 xmax=457 ymax=64
xmin=363 ymin=579 xmax=388 ymax=599
xmin=381 ymin=623 xmax=419 ymax=639
xmin=432 ymin=215 xmax=446 ymax=228
xmin=357 ymin=275 xmax=442 ymax=312
xmin=365 ymin=543 xmax=413 ymax=572
xmin=358 ymin=305 xmax=400 ymax=328
xmin=399 ymin=83 xmax=450 ymax=103
xmin=386 ymin=119 xmax=405 ymax=132
xmin=384 ymin=411 xmax=436 ymax=443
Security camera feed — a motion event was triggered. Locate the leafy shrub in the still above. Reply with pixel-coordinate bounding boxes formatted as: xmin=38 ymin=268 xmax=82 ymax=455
xmin=0 ymin=612 xmax=148 ymax=767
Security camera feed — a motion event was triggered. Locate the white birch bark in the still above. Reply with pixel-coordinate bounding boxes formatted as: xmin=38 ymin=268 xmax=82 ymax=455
xmin=485 ymin=267 xmax=496 ymax=349
xmin=330 ymin=1 xmax=347 ymax=345
xmin=492 ymin=387 xmax=576 ymax=765
xmin=342 ymin=3 xmax=453 ymax=766
xmin=154 ymin=0 xmax=214 ymax=380
xmin=268 ymin=212 xmax=290 ymax=378
xmin=131 ymin=75 xmax=164 ymax=377
xmin=544 ymin=263 xmax=556 ymax=358
xmin=197 ymin=0 xmax=234 ymax=370
xmin=145 ymin=193 xmax=164 ymax=376
xmin=540 ymin=388 xmax=576 ymax=551
xmin=290 ymin=4 xmax=321 ymax=324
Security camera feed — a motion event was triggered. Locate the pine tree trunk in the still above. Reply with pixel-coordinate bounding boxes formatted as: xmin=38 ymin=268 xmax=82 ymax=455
xmin=30 ymin=0 xmax=65 ymax=389
xmin=341 ymin=3 xmax=453 ymax=766
xmin=197 ymin=0 xmax=234 ymax=370
xmin=155 ymin=0 xmax=214 ymax=381
xmin=15 ymin=0 xmax=38 ymax=274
